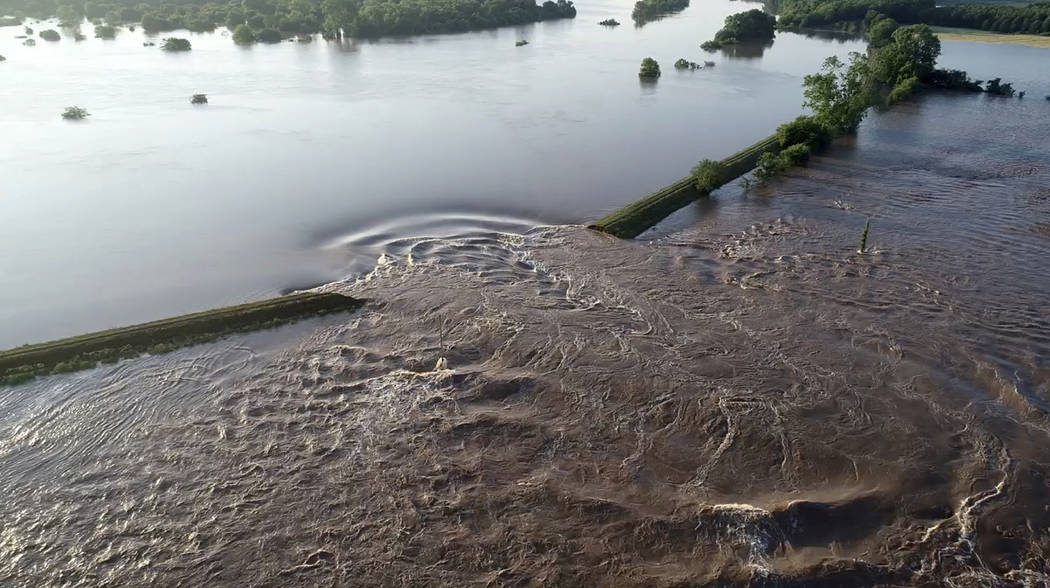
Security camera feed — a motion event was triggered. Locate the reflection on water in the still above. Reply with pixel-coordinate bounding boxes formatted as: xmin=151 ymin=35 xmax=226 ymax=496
xmin=1 ymin=91 xmax=1049 ymax=585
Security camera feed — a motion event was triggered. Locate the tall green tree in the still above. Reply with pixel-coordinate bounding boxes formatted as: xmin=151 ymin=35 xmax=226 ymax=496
xmin=803 ymin=53 xmax=874 ymax=133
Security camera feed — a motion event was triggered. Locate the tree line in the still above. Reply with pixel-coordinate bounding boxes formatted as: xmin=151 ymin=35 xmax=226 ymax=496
xmin=0 ymin=0 xmax=577 ymax=39
xmin=777 ymin=0 xmax=1050 ymax=35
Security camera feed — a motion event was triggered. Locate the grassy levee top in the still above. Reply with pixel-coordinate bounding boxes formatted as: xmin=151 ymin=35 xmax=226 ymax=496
xmin=590 ymin=134 xmax=781 ymax=238
xmin=0 ymin=292 xmax=364 ymax=385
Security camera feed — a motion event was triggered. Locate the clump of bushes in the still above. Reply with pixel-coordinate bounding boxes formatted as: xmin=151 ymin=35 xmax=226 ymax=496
xmin=632 ymin=0 xmax=689 ymax=24
xmin=754 ymin=151 xmax=791 ymax=181
xmin=256 ymin=28 xmax=283 ymax=43
xmin=191 ymin=93 xmax=208 ymax=104
xmin=232 ymin=24 xmax=256 ymax=44
xmin=639 ymin=57 xmax=661 ymax=79
xmin=599 ymin=18 xmax=620 ymax=26
xmin=701 ymin=9 xmax=775 ymax=51
xmin=691 ymin=159 xmax=725 ymax=192
xmin=675 ymin=58 xmax=701 ymax=70
xmin=94 ymin=24 xmax=116 ymax=38
xmin=39 ymin=28 xmax=60 ymax=41
xmin=0 ymin=55 xmax=5 ymax=62
xmin=984 ymin=78 xmax=1014 ymax=97
xmin=776 ymin=116 xmax=832 ymax=151
xmin=781 ymin=143 xmax=811 ymax=166
xmin=161 ymin=37 xmax=191 ymax=51
xmin=61 ymin=106 xmax=90 ymax=120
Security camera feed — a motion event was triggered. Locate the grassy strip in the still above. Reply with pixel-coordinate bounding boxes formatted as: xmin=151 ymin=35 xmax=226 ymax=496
xmin=589 ymin=134 xmax=780 ymax=238
xmin=0 ymin=292 xmax=364 ymax=385
xmin=933 ymin=28 xmax=1050 ymax=49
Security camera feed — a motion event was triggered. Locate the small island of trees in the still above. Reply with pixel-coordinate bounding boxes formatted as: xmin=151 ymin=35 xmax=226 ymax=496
xmin=61 ymin=106 xmax=90 ymax=120
xmin=639 ymin=57 xmax=661 ymax=79
xmin=632 ymin=0 xmax=689 ymax=24
xmin=599 ymin=18 xmax=620 ymax=26
xmin=701 ymin=9 xmax=776 ymax=51
xmin=39 ymin=28 xmax=60 ymax=40
xmin=161 ymin=37 xmax=191 ymax=51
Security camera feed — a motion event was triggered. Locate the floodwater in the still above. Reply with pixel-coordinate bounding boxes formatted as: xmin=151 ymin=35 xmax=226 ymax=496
xmin=2 ymin=0 xmax=874 ymax=347
xmin=2 ymin=75 xmax=1050 ymax=584
xmin=3 ymin=7 xmax=1046 ymax=349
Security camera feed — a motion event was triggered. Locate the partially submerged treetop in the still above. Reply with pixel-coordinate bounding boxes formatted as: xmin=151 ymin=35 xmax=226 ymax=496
xmin=61 ymin=106 xmax=90 ymax=120
xmin=161 ymin=37 xmax=191 ymax=51
xmin=639 ymin=57 xmax=661 ymax=79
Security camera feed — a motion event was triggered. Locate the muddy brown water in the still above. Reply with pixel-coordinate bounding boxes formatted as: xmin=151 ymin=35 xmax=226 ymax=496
xmin=2 ymin=94 xmax=1050 ymax=586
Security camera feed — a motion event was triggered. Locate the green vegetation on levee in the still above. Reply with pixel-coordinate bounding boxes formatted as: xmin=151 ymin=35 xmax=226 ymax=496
xmin=638 ymin=57 xmax=661 ymax=79
xmin=0 ymin=16 xmax=21 ymax=26
xmin=39 ymin=28 xmax=60 ymax=40
xmin=691 ymin=160 xmax=725 ymax=192
xmin=161 ymin=37 xmax=191 ymax=50
xmin=0 ymin=292 xmax=364 ymax=386
xmin=95 ymin=23 xmax=116 ymax=37
xmin=3 ymin=0 xmax=575 ymax=40
xmin=701 ymin=9 xmax=776 ymax=51
xmin=776 ymin=0 xmax=1050 ymax=36
xmin=61 ymin=106 xmax=90 ymax=119
xmin=632 ymin=0 xmax=689 ymax=24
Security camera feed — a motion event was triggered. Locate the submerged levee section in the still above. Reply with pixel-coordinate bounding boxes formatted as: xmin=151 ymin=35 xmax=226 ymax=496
xmin=590 ymin=133 xmax=781 ymax=238
xmin=0 ymin=292 xmax=364 ymax=385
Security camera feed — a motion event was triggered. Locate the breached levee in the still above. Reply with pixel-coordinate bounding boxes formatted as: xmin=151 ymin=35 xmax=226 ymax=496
xmin=589 ymin=133 xmax=781 ymax=238
xmin=0 ymin=292 xmax=364 ymax=385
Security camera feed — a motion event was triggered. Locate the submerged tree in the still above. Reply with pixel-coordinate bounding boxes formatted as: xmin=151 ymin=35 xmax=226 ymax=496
xmin=232 ymin=24 xmax=256 ymax=44
xmin=191 ymin=93 xmax=208 ymax=104
xmin=94 ymin=24 xmax=116 ymax=38
xmin=638 ymin=57 xmax=661 ymax=79
xmin=61 ymin=106 xmax=90 ymax=120
xmin=39 ymin=28 xmax=60 ymax=41
xmin=161 ymin=37 xmax=191 ymax=51
xmin=255 ymin=28 xmax=283 ymax=43
xmin=702 ymin=9 xmax=776 ymax=50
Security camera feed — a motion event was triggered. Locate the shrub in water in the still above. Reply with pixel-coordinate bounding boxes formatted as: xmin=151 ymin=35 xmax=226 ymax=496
xmin=638 ymin=57 xmax=660 ymax=79
xmin=61 ymin=106 xmax=90 ymax=120
xmin=776 ymin=115 xmax=832 ymax=151
xmin=161 ymin=37 xmax=191 ymax=51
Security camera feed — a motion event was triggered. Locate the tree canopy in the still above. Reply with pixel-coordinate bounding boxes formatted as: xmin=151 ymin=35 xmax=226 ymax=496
xmin=701 ymin=9 xmax=775 ymax=50
xmin=161 ymin=37 xmax=192 ymax=50
xmin=638 ymin=57 xmax=661 ymax=79
xmin=631 ymin=0 xmax=689 ymax=24
xmin=3 ymin=0 xmax=576 ymax=40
